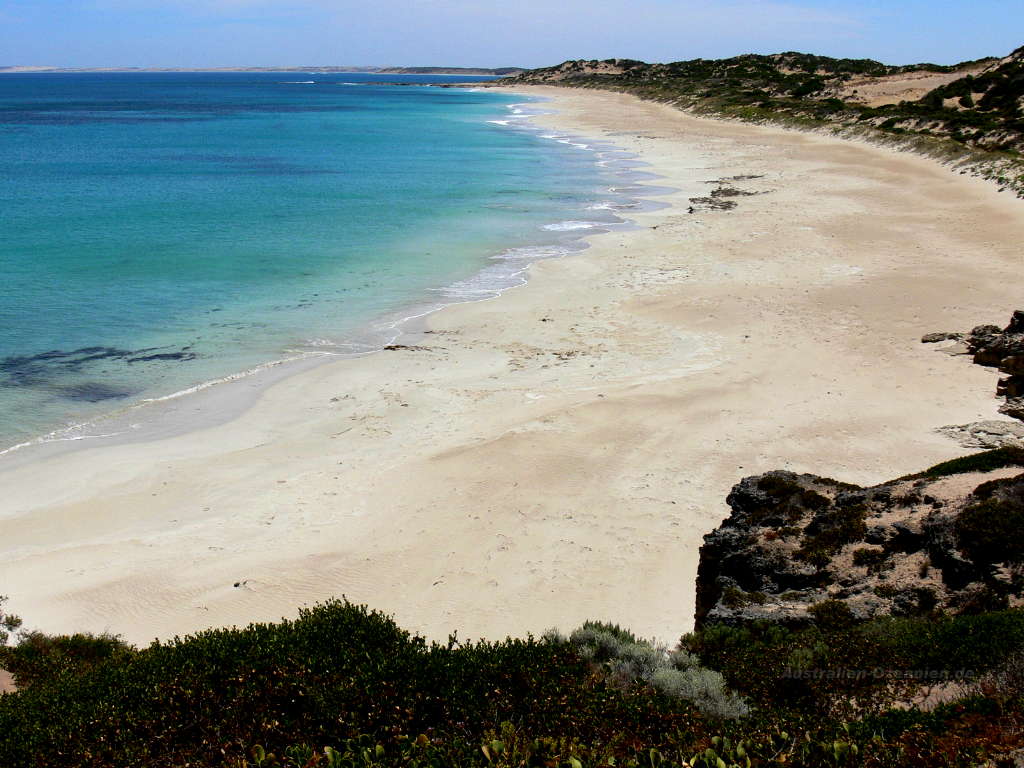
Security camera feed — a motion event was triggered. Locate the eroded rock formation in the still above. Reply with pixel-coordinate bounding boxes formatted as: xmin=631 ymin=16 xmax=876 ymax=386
xmin=966 ymin=311 xmax=1024 ymax=420
xmin=695 ymin=451 xmax=1024 ymax=629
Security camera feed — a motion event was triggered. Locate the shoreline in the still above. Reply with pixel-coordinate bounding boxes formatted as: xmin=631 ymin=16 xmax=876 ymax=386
xmin=1 ymin=87 xmax=1021 ymax=648
xmin=0 ymin=94 xmax=644 ymax=467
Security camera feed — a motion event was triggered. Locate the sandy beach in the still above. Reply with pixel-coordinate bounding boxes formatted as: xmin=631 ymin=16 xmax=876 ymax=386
xmin=0 ymin=86 xmax=1021 ymax=648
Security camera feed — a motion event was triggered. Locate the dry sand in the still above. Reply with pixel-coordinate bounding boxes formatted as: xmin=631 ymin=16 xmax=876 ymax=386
xmin=0 ymin=87 xmax=1021 ymax=648
xmin=838 ymin=63 xmax=990 ymax=107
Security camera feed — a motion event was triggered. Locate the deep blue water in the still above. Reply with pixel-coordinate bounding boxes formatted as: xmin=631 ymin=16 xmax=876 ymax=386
xmin=0 ymin=72 xmax=621 ymax=449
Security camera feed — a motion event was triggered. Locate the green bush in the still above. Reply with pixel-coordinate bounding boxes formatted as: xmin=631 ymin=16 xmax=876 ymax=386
xmin=851 ymin=547 xmax=887 ymax=568
xmin=955 ymin=497 xmax=1024 ymax=564
xmin=688 ymin=609 xmax=1024 ymax=716
xmin=4 ymin=600 xmax=1024 ymax=766
xmin=0 ymin=601 xmax=719 ymax=767
xmin=0 ymin=630 xmax=133 ymax=689
xmin=903 ymin=447 xmax=1024 ymax=481
xmin=807 ymin=600 xmax=856 ymax=630
xmin=795 ymin=505 xmax=868 ymax=565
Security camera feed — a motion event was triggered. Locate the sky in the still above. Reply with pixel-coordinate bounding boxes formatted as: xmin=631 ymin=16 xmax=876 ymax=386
xmin=1 ymin=0 xmax=1021 ymax=69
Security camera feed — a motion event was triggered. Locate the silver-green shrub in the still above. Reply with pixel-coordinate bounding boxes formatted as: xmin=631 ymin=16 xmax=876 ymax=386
xmin=566 ymin=623 xmax=749 ymax=719
xmin=650 ymin=667 xmax=750 ymax=719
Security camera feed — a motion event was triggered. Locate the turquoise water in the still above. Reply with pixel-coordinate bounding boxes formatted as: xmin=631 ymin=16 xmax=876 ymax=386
xmin=0 ymin=73 xmax=625 ymax=449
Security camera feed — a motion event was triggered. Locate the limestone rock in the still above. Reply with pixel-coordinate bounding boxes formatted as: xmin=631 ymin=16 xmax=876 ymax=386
xmin=1001 ymin=398 xmax=1024 ymax=421
xmin=938 ymin=420 xmax=1024 ymax=449
xmin=967 ymin=312 xmax=1024 ymax=373
xmin=921 ymin=331 xmax=964 ymax=343
xmin=929 ymin=311 xmax=1024 ymax=424
xmin=695 ymin=457 xmax=1024 ymax=629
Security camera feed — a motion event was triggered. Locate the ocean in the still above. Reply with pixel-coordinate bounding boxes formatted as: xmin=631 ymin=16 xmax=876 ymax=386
xmin=0 ymin=72 xmax=641 ymax=453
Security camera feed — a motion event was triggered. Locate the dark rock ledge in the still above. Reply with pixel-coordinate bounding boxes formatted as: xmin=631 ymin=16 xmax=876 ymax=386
xmin=695 ymin=453 xmax=1024 ymax=629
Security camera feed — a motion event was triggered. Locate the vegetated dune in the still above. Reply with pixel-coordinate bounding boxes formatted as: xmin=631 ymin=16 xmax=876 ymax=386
xmin=508 ymin=45 xmax=1024 ymax=170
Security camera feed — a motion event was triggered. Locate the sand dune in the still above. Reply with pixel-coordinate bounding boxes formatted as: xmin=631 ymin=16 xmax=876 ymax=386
xmin=838 ymin=63 xmax=990 ymax=106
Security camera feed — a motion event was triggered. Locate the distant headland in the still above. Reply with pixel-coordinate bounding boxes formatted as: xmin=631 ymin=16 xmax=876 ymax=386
xmin=0 ymin=65 xmax=525 ymax=75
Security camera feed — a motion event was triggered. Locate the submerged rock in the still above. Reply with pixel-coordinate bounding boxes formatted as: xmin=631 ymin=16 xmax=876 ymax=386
xmin=0 ymin=344 xmax=198 ymax=389
xmin=55 ymin=382 xmax=136 ymax=403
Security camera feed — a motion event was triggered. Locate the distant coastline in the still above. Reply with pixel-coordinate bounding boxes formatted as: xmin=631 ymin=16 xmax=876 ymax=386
xmin=0 ymin=65 xmax=524 ymax=75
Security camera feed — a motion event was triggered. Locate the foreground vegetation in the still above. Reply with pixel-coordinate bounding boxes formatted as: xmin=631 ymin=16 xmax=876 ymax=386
xmin=2 ymin=598 xmax=1024 ymax=767
xmin=4 ymin=447 xmax=1024 ymax=765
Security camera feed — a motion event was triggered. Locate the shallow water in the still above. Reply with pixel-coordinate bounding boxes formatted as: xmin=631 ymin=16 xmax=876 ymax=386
xmin=0 ymin=73 xmax=646 ymax=451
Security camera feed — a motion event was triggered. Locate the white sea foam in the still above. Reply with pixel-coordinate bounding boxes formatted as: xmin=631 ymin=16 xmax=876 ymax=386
xmin=438 ymin=243 xmax=576 ymax=301
xmin=280 ymin=81 xmax=316 ymax=84
xmin=439 ymin=267 xmax=528 ymax=300
xmin=542 ymin=220 xmax=608 ymax=232
xmin=492 ymin=244 xmax=572 ymax=260
xmin=139 ymin=353 xmax=327 ymax=405
xmin=553 ymin=138 xmax=592 ymax=150
xmin=0 ymin=424 xmax=137 ymax=457
xmin=586 ymin=202 xmax=629 ymax=211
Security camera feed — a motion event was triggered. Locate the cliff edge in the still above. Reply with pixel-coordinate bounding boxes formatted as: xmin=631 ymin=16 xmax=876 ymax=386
xmin=696 ymin=311 xmax=1024 ymax=630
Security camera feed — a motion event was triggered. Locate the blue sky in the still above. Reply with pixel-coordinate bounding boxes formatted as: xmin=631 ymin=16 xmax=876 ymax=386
xmin=1 ymin=0 xmax=1020 ymax=68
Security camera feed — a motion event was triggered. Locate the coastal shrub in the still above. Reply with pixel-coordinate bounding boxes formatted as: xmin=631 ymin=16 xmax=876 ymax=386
xmin=0 ymin=601 xmax=722 ymax=767
xmin=983 ymin=649 xmax=1024 ymax=701
xmin=574 ymin=619 xmax=641 ymax=646
xmin=4 ymin=600 xmax=1024 ymax=765
xmin=722 ymin=587 xmax=767 ymax=607
xmin=650 ymin=667 xmax=750 ymax=719
xmin=852 ymin=547 xmax=888 ymax=568
xmin=748 ymin=476 xmax=831 ymax=527
xmin=795 ymin=505 xmax=868 ymax=565
xmin=971 ymin=472 xmax=1024 ymax=500
xmin=807 ymin=600 xmax=856 ymax=629
xmin=568 ymin=622 xmax=749 ymax=718
xmin=902 ymin=447 xmax=1024 ymax=481
xmin=955 ymin=497 xmax=1024 ymax=564
xmin=688 ymin=610 xmax=1024 ymax=717
xmin=568 ymin=624 xmax=630 ymax=662
xmin=0 ymin=630 xmax=134 ymax=689
xmin=611 ymin=642 xmax=665 ymax=682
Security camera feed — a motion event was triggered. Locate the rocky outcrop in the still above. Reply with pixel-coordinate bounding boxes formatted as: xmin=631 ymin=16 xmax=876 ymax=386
xmin=695 ymin=452 xmax=1024 ymax=629
xmin=937 ymin=420 xmax=1024 ymax=449
xmin=924 ymin=312 xmax=1024 ymax=446
xmin=967 ymin=311 xmax=1024 ymax=410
